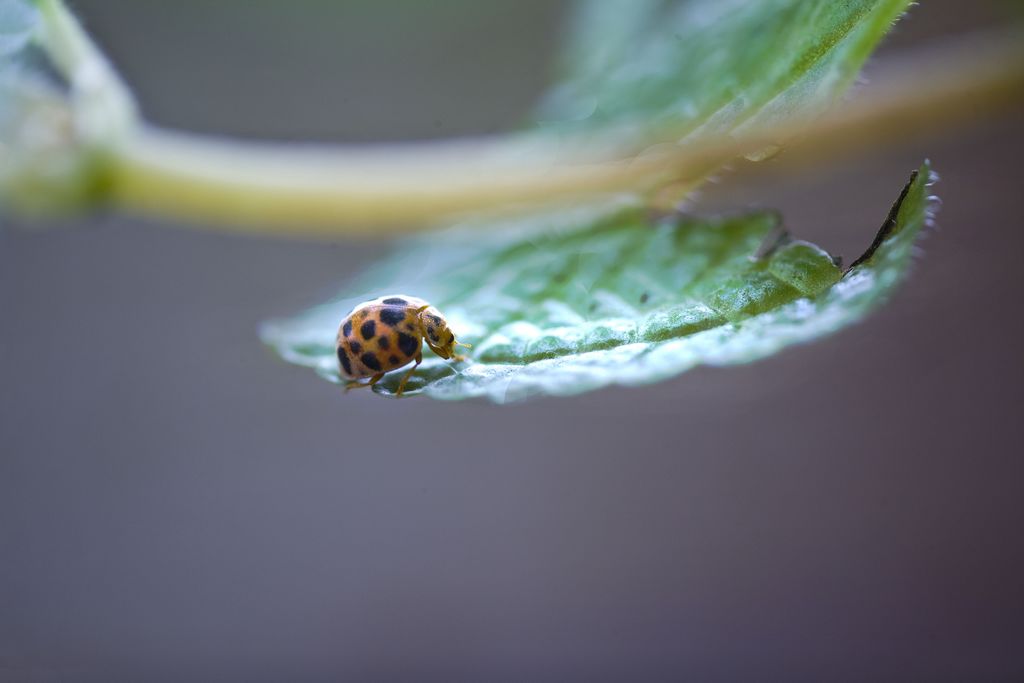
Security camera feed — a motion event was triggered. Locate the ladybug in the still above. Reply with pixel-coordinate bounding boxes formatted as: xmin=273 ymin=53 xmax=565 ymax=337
xmin=336 ymin=295 xmax=469 ymax=395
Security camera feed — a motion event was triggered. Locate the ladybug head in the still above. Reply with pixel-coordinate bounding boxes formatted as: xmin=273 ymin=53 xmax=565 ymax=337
xmin=417 ymin=306 xmax=469 ymax=360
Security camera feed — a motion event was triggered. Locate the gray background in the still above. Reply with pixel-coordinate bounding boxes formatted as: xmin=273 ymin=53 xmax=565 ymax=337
xmin=2 ymin=2 xmax=1023 ymax=681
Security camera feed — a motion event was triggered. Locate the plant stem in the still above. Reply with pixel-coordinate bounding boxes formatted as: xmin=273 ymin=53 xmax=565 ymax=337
xmin=32 ymin=1 xmax=1024 ymax=236
xmin=35 ymin=0 xmax=136 ymax=145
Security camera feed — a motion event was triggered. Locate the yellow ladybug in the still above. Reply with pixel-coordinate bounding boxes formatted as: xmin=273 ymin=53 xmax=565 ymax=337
xmin=336 ymin=295 xmax=469 ymax=395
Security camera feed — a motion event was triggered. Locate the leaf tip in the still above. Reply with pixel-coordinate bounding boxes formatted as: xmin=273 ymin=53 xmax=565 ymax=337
xmin=845 ymin=161 xmax=935 ymax=273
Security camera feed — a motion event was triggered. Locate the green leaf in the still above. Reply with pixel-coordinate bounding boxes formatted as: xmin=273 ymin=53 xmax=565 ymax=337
xmin=536 ymin=0 xmax=913 ymax=145
xmin=261 ymin=162 xmax=935 ymax=403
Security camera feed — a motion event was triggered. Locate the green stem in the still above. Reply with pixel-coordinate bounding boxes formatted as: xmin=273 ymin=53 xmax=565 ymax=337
xmin=29 ymin=1 xmax=1024 ymax=236
xmin=35 ymin=0 xmax=137 ymax=145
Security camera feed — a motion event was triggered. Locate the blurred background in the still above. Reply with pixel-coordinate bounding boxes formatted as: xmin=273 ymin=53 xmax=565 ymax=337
xmin=2 ymin=1 xmax=1022 ymax=681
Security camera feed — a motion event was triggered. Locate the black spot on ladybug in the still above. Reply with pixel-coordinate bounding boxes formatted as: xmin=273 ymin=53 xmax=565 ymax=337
xmin=378 ymin=336 xmax=390 ymax=350
xmin=379 ymin=307 xmax=405 ymax=326
xmin=337 ymin=347 xmax=352 ymax=376
xmin=427 ymin=325 xmax=437 ymax=340
xmin=349 ymin=341 xmax=362 ymax=355
xmin=360 ymin=320 xmax=376 ymax=340
xmin=361 ymin=352 xmax=382 ymax=372
xmin=382 ymin=297 xmax=408 ymax=305
xmin=427 ymin=314 xmax=442 ymax=326
xmin=389 ymin=354 xmax=400 ymax=365
xmin=397 ymin=332 xmax=419 ymax=357
xmin=640 ymin=292 xmax=650 ymax=304
xmin=342 ymin=320 xmax=352 ymax=337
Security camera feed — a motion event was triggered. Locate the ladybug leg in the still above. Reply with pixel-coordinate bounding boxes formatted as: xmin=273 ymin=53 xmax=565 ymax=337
xmin=395 ymin=351 xmax=423 ymax=397
xmin=450 ymin=343 xmax=472 ymax=363
xmin=345 ymin=373 xmax=384 ymax=393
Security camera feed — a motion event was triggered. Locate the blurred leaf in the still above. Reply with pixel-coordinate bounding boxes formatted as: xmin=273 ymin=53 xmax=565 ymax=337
xmin=0 ymin=70 xmax=105 ymax=212
xmin=0 ymin=0 xmax=36 ymax=57
xmin=262 ymin=162 xmax=935 ymax=403
xmin=0 ymin=0 xmax=108 ymax=213
xmin=536 ymin=0 xmax=913 ymax=145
